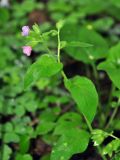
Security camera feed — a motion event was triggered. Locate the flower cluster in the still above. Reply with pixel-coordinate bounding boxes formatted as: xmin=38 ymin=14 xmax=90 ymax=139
xmin=21 ymin=26 xmax=32 ymax=56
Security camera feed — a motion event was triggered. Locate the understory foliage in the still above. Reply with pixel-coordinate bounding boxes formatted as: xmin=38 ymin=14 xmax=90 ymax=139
xmin=1 ymin=0 xmax=120 ymax=160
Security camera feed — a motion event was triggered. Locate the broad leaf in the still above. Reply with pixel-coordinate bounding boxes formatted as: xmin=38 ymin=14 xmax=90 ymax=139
xmin=16 ymin=154 xmax=32 ymax=160
xmin=36 ymin=121 xmax=55 ymax=135
xmin=61 ymin=24 xmax=108 ymax=64
xmin=24 ymin=54 xmax=63 ymax=89
xmin=57 ymin=112 xmax=82 ymax=124
xmin=66 ymin=41 xmax=93 ymax=47
xmin=53 ymin=121 xmax=78 ymax=136
xmin=54 ymin=112 xmax=83 ymax=135
xmin=98 ymin=43 xmax=120 ymax=89
xmin=64 ymin=76 xmax=98 ymax=123
xmin=110 ymin=0 xmax=120 ymax=8
xmin=51 ymin=128 xmax=89 ymax=160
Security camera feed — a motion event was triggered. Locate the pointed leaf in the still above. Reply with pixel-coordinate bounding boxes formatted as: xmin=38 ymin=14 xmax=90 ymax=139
xmin=98 ymin=43 xmax=120 ymax=89
xmin=64 ymin=76 xmax=98 ymax=123
xmin=24 ymin=54 xmax=63 ymax=89
xmin=51 ymin=128 xmax=89 ymax=160
xmin=61 ymin=24 xmax=108 ymax=63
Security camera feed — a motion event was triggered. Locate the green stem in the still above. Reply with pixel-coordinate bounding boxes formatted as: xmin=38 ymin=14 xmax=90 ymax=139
xmin=57 ymin=29 xmax=61 ymax=63
xmin=91 ymin=62 xmax=105 ymax=125
xmin=106 ymin=84 xmax=116 ymax=114
xmin=105 ymin=107 xmax=118 ymax=129
xmin=57 ymin=27 xmax=106 ymax=160
xmin=57 ymin=28 xmax=67 ymax=81
xmin=83 ymin=114 xmax=93 ymax=132
xmin=83 ymin=115 xmax=107 ymax=160
xmin=91 ymin=62 xmax=99 ymax=84
xmin=105 ymin=98 xmax=120 ymax=129
xmin=107 ymin=132 xmax=119 ymax=140
xmin=61 ymin=71 xmax=67 ymax=80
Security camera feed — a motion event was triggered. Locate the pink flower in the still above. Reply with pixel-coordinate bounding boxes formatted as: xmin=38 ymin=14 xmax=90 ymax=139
xmin=22 ymin=46 xmax=32 ymax=56
xmin=21 ymin=26 xmax=30 ymax=36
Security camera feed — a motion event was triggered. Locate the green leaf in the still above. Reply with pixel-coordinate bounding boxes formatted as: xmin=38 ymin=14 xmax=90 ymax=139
xmin=14 ymin=105 xmax=25 ymax=117
xmin=32 ymin=24 xmax=41 ymax=34
xmin=61 ymin=24 xmax=108 ymax=63
xmin=48 ymin=1 xmax=72 ymax=13
xmin=42 ymin=134 xmax=58 ymax=146
xmin=54 ymin=112 xmax=83 ymax=135
xmin=110 ymin=0 xmax=120 ymax=8
xmin=2 ymin=145 xmax=12 ymax=160
xmin=57 ymin=112 xmax=82 ymax=124
xmin=4 ymin=132 xmax=20 ymax=143
xmin=53 ymin=121 xmax=78 ymax=136
xmin=91 ymin=129 xmax=108 ymax=146
xmin=92 ymin=17 xmax=114 ymax=31
xmin=24 ymin=100 xmax=38 ymax=112
xmin=36 ymin=121 xmax=55 ymax=135
xmin=0 ymin=8 xmax=9 ymax=25
xmin=41 ymin=154 xmax=50 ymax=160
xmin=64 ymin=76 xmax=98 ymax=123
xmin=56 ymin=20 xmax=65 ymax=30
xmin=107 ymin=6 xmax=120 ymax=21
xmin=111 ymin=119 xmax=120 ymax=130
xmin=19 ymin=135 xmax=30 ymax=154
xmin=41 ymin=30 xmax=58 ymax=41
xmin=98 ymin=42 xmax=120 ymax=89
xmin=66 ymin=41 xmax=93 ymax=48
xmin=103 ymin=139 xmax=120 ymax=157
xmin=3 ymin=122 xmax=13 ymax=132
xmin=13 ymin=0 xmax=43 ymax=18
xmin=24 ymin=54 xmax=63 ymax=89
xmin=112 ymin=152 xmax=120 ymax=160
xmin=36 ymin=78 xmax=50 ymax=90
xmin=77 ymin=0 xmax=108 ymax=15
xmin=60 ymin=41 xmax=67 ymax=49
xmin=39 ymin=108 xmax=58 ymax=122
xmin=16 ymin=154 xmax=33 ymax=160
xmin=51 ymin=128 xmax=89 ymax=160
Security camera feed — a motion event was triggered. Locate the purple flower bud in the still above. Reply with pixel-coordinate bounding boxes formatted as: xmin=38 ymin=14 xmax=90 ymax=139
xmin=22 ymin=46 xmax=32 ymax=56
xmin=21 ymin=26 xmax=30 ymax=36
